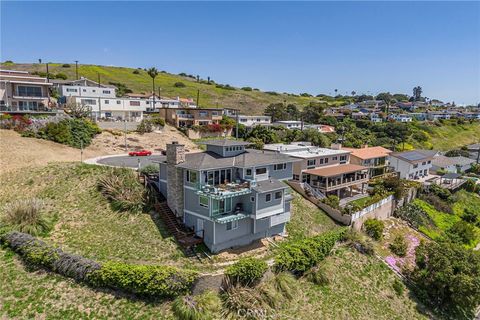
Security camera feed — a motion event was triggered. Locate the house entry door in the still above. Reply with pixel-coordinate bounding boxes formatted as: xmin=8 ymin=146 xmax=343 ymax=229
xmin=196 ymin=219 xmax=204 ymax=237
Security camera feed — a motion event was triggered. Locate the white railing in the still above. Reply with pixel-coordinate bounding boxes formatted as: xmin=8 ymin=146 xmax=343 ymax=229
xmin=303 ymin=182 xmax=326 ymax=199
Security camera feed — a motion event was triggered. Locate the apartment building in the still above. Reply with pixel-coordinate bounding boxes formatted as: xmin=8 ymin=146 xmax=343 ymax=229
xmin=159 ymin=107 xmax=223 ymax=127
xmin=341 ymin=145 xmax=394 ymax=178
xmin=264 ymin=142 xmax=369 ymax=199
xmin=389 ymin=150 xmax=435 ymax=180
xmin=389 ymin=114 xmax=413 ymax=122
xmin=0 ymin=69 xmax=52 ymax=112
xmin=156 ymin=140 xmax=298 ymax=252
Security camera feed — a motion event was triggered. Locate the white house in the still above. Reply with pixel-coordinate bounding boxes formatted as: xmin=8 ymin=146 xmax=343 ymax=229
xmin=53 ymin=78 xmax=117 ymax=99
xmin=69 ymin=96 xmax=146 ymax=121
xmin=273 ymin=120 xmax=302 ymax=129
xmin=233 ymin=115 xmax=271 ymax=127
xmin=370 ymin=113 xmax=383 ymax=123
xmin=389 ymin=150 xmax=435 ymax=180
xmin=389 ymin=114 xmax=413 ymax=122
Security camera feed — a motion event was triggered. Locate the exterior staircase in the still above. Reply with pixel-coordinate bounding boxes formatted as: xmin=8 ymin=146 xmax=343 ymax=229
xmin=303 ymin=182 xmax=326 ymax=200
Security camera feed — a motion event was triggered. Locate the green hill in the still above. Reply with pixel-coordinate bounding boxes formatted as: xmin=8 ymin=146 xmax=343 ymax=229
xmin=1 ymin=62 xmax=350 ymax=114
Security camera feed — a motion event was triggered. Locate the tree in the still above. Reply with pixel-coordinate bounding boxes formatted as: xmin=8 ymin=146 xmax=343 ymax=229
xmin=264 ymin=103 xmax=288 ymax=122
xmin=301 ymin=128 xmax=331 ymax=147
xmin=334 ymin=89 xmax=338 ymax=96
xmin=64 ymin=101 xmax=91 ymax=118
xmin=447 ymin=221 xmax=475 ymax=245
xmin=245 ymin=125 xmax=280 ymax=144
xmin=302 ymin=101 xmax=327 ymax=124
xmin=385 ymin=122 xmax=411 ymax=150
xmin=412 ymin=86 xmax=423 ymax=102
xmin=392 ymin=93 xmax=409 ymax=102
xmin=286 ymin=104 xmax=300 ymax=120
xmin=147 ymin=67 xmax=159 ymax=108
xmin=351 ymin=91 xmax=356 ymax=96
xmin=412 ymin=241 xmax=480 ymax=318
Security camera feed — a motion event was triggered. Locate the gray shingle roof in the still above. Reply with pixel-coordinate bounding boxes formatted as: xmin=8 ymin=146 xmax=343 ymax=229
xmin=176 ymin=149 xmax=299 ymax=170
xmin=202 ymin=140 xmax=251 ymax=147
xmin=450 ymin=156 xmax=476 ymax=166
xmin=252 ymin=179 xmax=287 ymax=193
xmin=390 ymin=150 xmax=437 ymax=163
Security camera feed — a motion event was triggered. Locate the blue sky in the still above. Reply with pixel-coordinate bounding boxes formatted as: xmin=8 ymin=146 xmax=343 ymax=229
xmin=1 ymin=1 xmax=479 ymax=105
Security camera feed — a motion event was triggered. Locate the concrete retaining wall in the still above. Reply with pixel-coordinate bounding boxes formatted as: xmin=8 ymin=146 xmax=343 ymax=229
xmin=351 ymin=195 xmax=395 ymax=230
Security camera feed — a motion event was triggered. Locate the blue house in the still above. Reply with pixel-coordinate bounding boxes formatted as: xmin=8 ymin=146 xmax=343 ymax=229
xmin=157 ymin=140 xmax=298 ymax=252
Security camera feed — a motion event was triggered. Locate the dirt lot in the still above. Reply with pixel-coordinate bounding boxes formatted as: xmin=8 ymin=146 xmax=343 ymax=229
xmin=0 ymin=125 xmax=198 ymax=173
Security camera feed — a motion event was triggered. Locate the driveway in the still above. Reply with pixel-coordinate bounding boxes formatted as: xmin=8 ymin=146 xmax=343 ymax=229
xmin=87 ymin=154 xmax=166 ymax=169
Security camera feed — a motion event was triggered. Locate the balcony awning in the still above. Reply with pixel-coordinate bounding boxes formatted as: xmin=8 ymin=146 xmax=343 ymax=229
xmin=304 ymin=164 xmax=368 ymax=177
xmin=212 ymin=212 xmax=249 ymax=224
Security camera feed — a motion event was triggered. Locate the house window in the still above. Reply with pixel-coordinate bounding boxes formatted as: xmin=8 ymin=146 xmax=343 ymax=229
xmin=340 ymin=155 xmax=347 ymax=162
xmin=256 ymin=167 xmax=267 ymax=175
xmin=427 ymin=160 xmax=431 ymax=164
xmin=103 ymin=90 xmax=111 ymax=94
xmin=199 ymin=111 xmax=208 ymax=117
xmin=413 ymin=164 xmax=418 ymax=169
xmin=117 ymin=101 xmax=121 ymax=104
xmin=199 ymin=196 xmax=209 ymax=208
xmin=66 ymin=88 xmax=77 ymax=93
xmin=246 ymin=168 xmax=252 ymax=176
xmin=422 ymin=162 xmax=426 ymax=165
xmin=275 ymin=191 xmax=282 ymax=200
xmin=332 ymin=156 xmax=337 ymax=161
xmin=307 ymin=159 xmax=316 ymax=168
xmin=104 ymin=100 xmax=109 ymax=104
xmin=226 ymin=220 xmax=239 ymax=231
xmin=83 ymin=89 xmax=86 ymax=92
xmin=81 ymin=99 xmax=96 ymax=105
xmin=325 ymin=158 xmax=329 ymax=164
xmin=251 ymin=196 xmax=255 ymax=202
xmin=186 ymin=170 xmax=198 ymax=183
xmin=266 ymin=193 xmax=272 ymax=202
xmin=92 ymin=89 xmax=96 ymax=92
xmin=274 ymin=163 xmax=287 ymax=171
xmin=130 ymin=101 xmax=140 ymax=106
xmin=319 ymin=159 xmax=324 ymax=165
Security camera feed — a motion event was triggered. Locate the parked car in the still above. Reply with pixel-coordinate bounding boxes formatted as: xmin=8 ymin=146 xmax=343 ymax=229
xmin=128 ymin=150 xmax=152 ymax=156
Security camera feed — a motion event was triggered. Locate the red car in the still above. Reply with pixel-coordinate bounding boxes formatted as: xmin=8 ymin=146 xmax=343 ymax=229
xmin=128 ymin=150 xmax=152 ymax=157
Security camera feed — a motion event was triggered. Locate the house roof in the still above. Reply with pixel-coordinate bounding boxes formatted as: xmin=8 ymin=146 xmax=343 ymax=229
xmin=432 ymin=155 xmax=457 ymax=168
xmin=442 ymin=173 xmax=461 ymax=180
xmin=450 ymin=156 xmax=476 ymax=166
xmin=252 ymin=179 xmax=287 ymax=193
xmin=176 ymin=149 xmax=298 ymax=170
xmin=390 ymin=150 xmax=436 ymax=163
xmin=304 ymin=164 xmax=368 ymax=177
xmin=202 ymin=140 xmax=251 ymax=147
xmin=342 ymin=146 xmax=392 ymax=160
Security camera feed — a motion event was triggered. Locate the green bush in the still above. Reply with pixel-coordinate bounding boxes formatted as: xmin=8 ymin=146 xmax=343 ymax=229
xmin=149 ymin=115 xmax=165 ymax=127
xmin=1 ymin=198 xmax=53 ymax=236
xmin=321 ymin=195 xmax=340 ymax=209
xmin=428 ymin=184 xmax=453 ymax=203
xmin=88 ymin=262 xmax=197 ymax=298
xmin=446 ymin=221 xmax=475 ymax=245
xmin=172 ymin=291 xmax=221 ymax=320
xmin=132 ymin=70 xmax=140 ymax=74
xmin=394 ymin=202 xmax=434 ymax=229
xmin=392 ymin=279 xmax=404 ymax=296
xmin=241 ymin=87 xmax=252 ymax=91
xmin=139 ymin=163 xmax=160 ymax=175
xmin=225 ymin=257 xmax=268 ymax=286
xmin=30 ymin=118 xmax=100 ymax=148
xmin=55 ymin=73 xmax=68 ymax=80
xmin=62 ymin=64 xmax=71 ymax=68
xmin=97 ymin=168 xmax=147 ymax=213
xmin=363 ymin=218 xmax=384 ymax=240
xmin=389 ymin=235 xmax=407 ymax=257
xmin=174 ymin=82 xmax=186 ymax=88
xmin=304 ymin=263 xmax=330 ymax=286
xmin=274 ymin=228 xmax=346 ymax=274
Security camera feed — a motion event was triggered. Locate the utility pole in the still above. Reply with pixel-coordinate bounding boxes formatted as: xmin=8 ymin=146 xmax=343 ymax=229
xmin=236 ymin=109 xmax=239 ymax=139
xmin=80 ymin=140 xmax=84 ymax=162
xmin=97 ymin=73 xmax=101 ymax=120
xmin=75 ymin=60 xmax=79 ymax=79
xmin=46 ymin=63 xmax=50 ymax=82
xmin=124 ymin=119 xmax=128 ymax=152
xmin=196 ymin=89 xmax=200 ymax=107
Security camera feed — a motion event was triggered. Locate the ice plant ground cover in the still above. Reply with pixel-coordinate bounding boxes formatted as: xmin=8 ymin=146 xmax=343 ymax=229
xmin=385 ymin=235 xmax=421 ymax=273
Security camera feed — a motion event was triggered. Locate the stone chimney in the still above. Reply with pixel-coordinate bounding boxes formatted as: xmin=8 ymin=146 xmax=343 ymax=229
xmin=166 ymin=141 xmax=185 ymax=218
xmin=330 ymin=143 xmax=342 ymax=150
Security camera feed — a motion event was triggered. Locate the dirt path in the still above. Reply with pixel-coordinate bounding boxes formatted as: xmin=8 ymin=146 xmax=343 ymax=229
xmin=0 ymin=125 xmax=198 ymax=173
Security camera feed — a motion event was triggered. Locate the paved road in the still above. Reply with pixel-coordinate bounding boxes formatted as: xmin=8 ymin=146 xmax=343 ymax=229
xmin=96 ymin=154 xmax=166 ymax=168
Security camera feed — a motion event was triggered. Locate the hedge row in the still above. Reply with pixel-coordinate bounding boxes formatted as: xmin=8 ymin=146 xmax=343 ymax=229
xmin=274 ymin=228 xmax=347 ymax=274
xmin=1 ymin=231 xmax=197 ymax=298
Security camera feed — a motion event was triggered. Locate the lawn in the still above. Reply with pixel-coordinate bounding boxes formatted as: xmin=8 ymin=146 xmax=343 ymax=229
xmin=0 ymin=163 xmax=196 ymax=268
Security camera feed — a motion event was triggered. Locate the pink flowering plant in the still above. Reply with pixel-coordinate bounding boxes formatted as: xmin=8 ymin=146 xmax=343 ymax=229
xmin=385 ymin=234 xmax=420 ymax=273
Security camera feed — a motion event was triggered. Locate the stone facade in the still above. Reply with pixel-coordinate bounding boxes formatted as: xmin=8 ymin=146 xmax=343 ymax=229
xmin=166 ymin=142 xmax=185 ymax=218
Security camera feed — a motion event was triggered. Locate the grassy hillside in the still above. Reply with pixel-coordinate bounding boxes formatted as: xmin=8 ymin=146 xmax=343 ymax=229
xmin=410 ymin=121 xmax=480 ymax=150
xmin=0 ymin=62 xmax=343 ymax=114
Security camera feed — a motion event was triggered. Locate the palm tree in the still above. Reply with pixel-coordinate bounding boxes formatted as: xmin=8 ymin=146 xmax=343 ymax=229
xmin=334 ymin=88 xmax=338 ymax=96
xmin=147 ymin=67 xmax=159 ymax=108
xmin=351 ymin=90 xmax=356 ymax=96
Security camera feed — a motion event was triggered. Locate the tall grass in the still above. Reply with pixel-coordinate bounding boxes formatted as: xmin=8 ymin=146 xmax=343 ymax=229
xmin=171 ymin=291 xmax=221 ymax=320
xmin=97 ymin=168 xmax=146 ymax=213
xmin=1 ymin=198 xmax=52 ymax=236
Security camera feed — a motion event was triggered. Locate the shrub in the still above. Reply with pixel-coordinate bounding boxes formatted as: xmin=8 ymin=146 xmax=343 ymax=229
xmin=461 ymin=208 xmax=479 ymax=226
xmin=149 ymin=115 xmax=165 ymax=127
xmin=392 ymin=279 xmax=404 ymax=296
xmin=136 ymin=119 xmax=153 ymax=134
xmin=394 ymin=202 xmax=434 ymax=229
xmin=55 ymin=73 xmax=68 ymax=80
xmin=62 ymin=63 xmax=71 ymax=68
xmin=428 ymin=184 xmax=452 ymax=203
xmin=363 ymin=218 xmax=384 ymax=240
xmin=446 ymin=221 xmax=475 ymax=245
xmin=174 ymin=82 xmax=186 ymax=88
xmin=343 ymin=229 xmax=375 ymax=255
xmin=419 ymin=193 xmax=453 ymax=214
xmin=304 ymin=263 xmax=330 ymax=286
xmin=172 ymin=291 xmax=221 ymax=320
xmin=132 ymin=70 xmax=140 ymax=74
xmin=389 ymin=235 xmax=407 ymax=257
xmin=241 ymin=87 xmax=252 ymax=91
xmin=321 ymin=195 xmax=340 ymax=209
xmin=97 ymin=168 xmax=147 ymax=213
xmin=53 ymin=252 xmax=101 ymax=281
xmin=1 ymin=198 xmax=53 ymax=236
xmin=139 ymin=163 xmax=160 ymax=176
xmin=225 ymin=257 xmax=268 ymax=286
xmin=31 ymin=118 xmax=100 ymax=148
xmin=88 ymin=262 xmax=197 ymax=298
xmin=274 ymin=228 xmax=347 ymax=274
